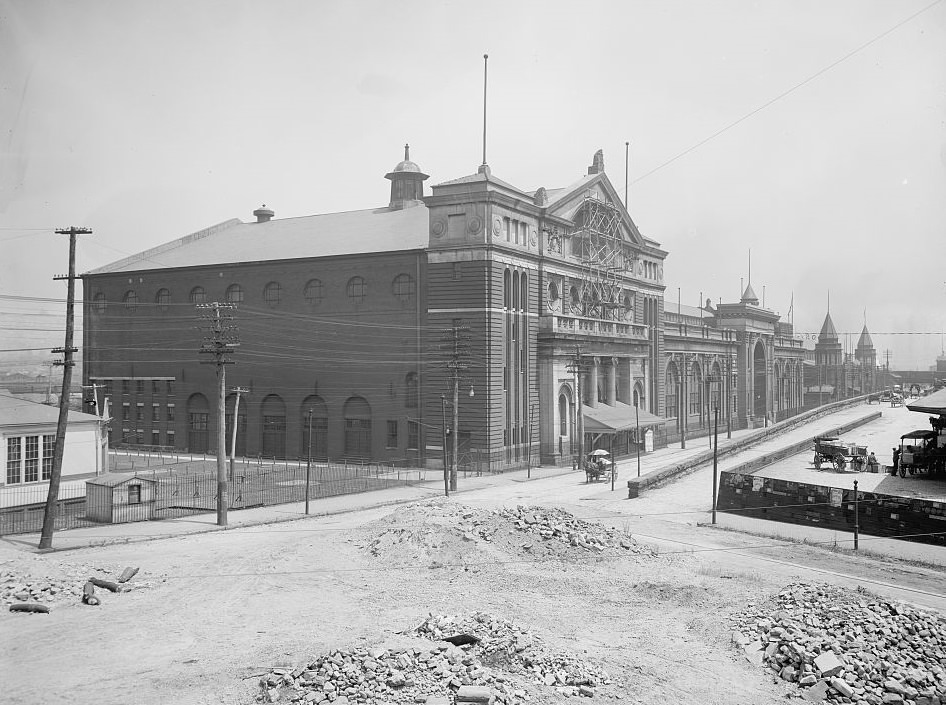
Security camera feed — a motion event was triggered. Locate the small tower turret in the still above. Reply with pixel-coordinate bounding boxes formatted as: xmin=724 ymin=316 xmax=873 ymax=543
xmin=385 ymin=144 xmax=429 ymax=210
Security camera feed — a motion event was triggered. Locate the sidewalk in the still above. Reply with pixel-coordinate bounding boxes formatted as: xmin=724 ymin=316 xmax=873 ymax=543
xmin=1 ymin=401 xmax=878 ymax=555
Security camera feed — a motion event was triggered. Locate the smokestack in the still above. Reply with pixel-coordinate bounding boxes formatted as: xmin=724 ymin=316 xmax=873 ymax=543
xmin=253 ymin=205 xmax=274 ymax=223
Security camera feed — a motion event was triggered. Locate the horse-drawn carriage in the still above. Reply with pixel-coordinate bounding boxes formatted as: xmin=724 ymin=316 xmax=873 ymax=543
xmin=584 ymin=449 xmax=617 ymax=483
xmin=812 ymin=436 xmax=868 ymax=471
xmin=895 ymin=429 xmax=946 ymax=478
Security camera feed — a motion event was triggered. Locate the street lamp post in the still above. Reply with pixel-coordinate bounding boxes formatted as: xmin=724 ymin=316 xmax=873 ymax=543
xmin=635 ymin=399 xmax=641 ymax=478
xmin=440 ymin=394 xmax=449 ymax=497
xmin=305 ymin=409 xmax=313 ymax=515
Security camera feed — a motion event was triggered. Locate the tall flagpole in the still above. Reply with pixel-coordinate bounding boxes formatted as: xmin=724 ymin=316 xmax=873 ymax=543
xmin=481 ymin=54 xmax=489 ymax=168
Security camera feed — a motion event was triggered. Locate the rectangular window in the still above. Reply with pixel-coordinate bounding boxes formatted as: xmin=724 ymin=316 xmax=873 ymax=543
xmin=136 ymin=403 xmax=144 ymax=422
xmin=6 ymin=437 xmax=21 ymax=484
xmin=166 ymin=380 xmax=175 ymax=396
xmin=152 ymin=381 xmax=160 ymax=395
xmin=407 ymin=420 xmax=419 ymax=450
xmin=167 ymin=403 xmax=175 ymax=422
xmin=152 ymin=403 xmax=160 ymax=422
xmin=103 ymin=380 xmax=113 ymax=397
xmin=128 ymin=484 xmax=141 ymax=505
xmin=167 ymin=430 xmax=176 ymax=446
xmin=122 ymin=403 xmax=130 ymax=422
xmin=503 ymin=217 xmax=511 ymax=241
xmin=135 ymin=429 xmax=143 ymax=444
xmin=42 ymin=435 xmax=54 ymax=480
xmin=122 ymin=380 xmax=130 ymax=396
xmin=386 ymin=420 xmax=398 ymax=448
xmin=151 ymin=430 xmax=161 ymax=447
xmin=24 ymin=436 xmax=39 ymax=483
xmin=452 ymin=262 xmax=462 ymax=281
xmin=135 ymin=380 xmax=144 ymax=395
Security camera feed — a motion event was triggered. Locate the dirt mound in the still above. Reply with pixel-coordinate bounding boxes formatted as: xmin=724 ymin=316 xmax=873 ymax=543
xmin=360 ymin=501 xmax=653 ymax=570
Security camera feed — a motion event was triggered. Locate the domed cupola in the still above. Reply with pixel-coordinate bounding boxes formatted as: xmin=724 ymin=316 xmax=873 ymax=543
xmin=385 ymin=144 xmax=429 ymax=210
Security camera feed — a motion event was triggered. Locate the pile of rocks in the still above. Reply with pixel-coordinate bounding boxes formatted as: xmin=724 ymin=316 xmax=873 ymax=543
xmin=415 ymin=612 xmax=612 ymax=697
xmin=257 ymin=612 xmax=615 ymax=704
xmin=731 ymin=582 xmax=946 ymax=704
xmin=495 ymin=506 xmax=647 ymax=555
xmin=2 ymin=557 xmax=153 ymax=610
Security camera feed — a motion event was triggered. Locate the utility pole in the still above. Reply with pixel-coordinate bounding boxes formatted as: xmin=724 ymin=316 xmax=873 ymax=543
xmin=228 ymin=386 xmax=249 ymax=483
xmin=198 ymin=302 xmax=238 ymax=527
xmin=442 ymin=321 xmax=470 ymax=492
xmin=305 ymin=408 xmax=312 ymax=515
xmin=39 ymin=226 xmax=90 ymax=550
xmin=440 ymin=394 xmax=449 ymax=497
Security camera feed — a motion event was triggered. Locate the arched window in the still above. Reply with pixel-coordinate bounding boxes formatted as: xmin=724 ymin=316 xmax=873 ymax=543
xmin=226 ymin=284 xmax=243 ymax=304
xmin=93 ymin=292 xmax=107 ymax=314
xmin=503 ymin=269 xmax=511 ymax=309
xmin=263 ymin=281 xmax=282 ymax=307
xmin=187 ymin=393 xmax=210 ymax=453
xmin=512 ymin=271 xmax=520 ymax=310
xmin=343 ymin=396 xmax=372 ymax=457
xmin=665 ymin=362 xmax=679 ymax=420
xmin=547 ymin=281 xmax=559 ymax=308
xmin=570 ymin=286 xmax=580 ymax=311
xmin=347 ymin=276 xmax=367 ymax=303
xmin=392 ymin=274 xmax=415 ymax=304
xmin=520 ymin=272 xmax=528 ymax=312
xmin=189 ymin=286 xmax=207 ymax=304
xmin=155 ymin=288 xmax=170 ymax=312
xmin=304 ymin=278 xmax=323 ymax=305
xmin=260 ymin=394 xmax=287 ymax=458
xmin=558 ymin=392 xmax=569 ymax=437
xmin=300 ymin=396 xmax=328 ymax=460
xmin=123 ymin=290 xmax=139 ymax=311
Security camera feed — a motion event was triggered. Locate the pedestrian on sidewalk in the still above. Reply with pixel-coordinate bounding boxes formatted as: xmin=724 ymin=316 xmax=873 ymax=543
xmin=891 ymin=447 xmax=900 ymax=476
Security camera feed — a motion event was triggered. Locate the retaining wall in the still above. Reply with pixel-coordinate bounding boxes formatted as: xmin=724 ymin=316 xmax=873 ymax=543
xmin=626 ymin=396 xmax=875 ymax=498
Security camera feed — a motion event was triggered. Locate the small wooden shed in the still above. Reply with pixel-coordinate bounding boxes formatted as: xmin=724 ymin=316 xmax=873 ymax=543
xmin=85 ymin=474 xmax=158 ymax=524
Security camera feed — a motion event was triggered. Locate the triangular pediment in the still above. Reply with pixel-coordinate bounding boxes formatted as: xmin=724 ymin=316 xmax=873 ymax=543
xmin=542 ymin=172 xmax=648 ymax=248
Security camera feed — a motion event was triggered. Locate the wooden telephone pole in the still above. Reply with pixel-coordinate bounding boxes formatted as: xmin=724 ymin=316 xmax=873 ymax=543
xmin=39 ymin=226 xmax=91 ymax=550
xmin=198 ymin=302 xmax=238 ymax=526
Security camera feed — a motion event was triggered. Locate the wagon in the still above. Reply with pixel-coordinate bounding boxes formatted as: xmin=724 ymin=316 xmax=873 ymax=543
xmin=812 ymin=436 xmax=868 ymax=471
xmin=897 ymin=430 xmax=946 ymax=478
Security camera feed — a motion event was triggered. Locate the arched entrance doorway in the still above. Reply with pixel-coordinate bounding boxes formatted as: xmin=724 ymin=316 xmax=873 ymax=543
xmin=753 ymin=341 xmax=767 ymax=419
xmin=260 ymin=394 xmax=287 ymax=459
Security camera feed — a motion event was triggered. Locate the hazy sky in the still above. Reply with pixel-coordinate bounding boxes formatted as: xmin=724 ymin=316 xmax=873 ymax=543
xmin=1 ymin=0 xmax=944 ymax=369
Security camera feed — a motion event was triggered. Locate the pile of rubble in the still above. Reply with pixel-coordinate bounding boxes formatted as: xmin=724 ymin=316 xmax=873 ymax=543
xmin=2 ymin=557 xmax=154 ymax=611
xmin=257 ymin=612 xmax=616 ymax=704
xmin=731 ymin=582 xmax=946 ymax=704
xmin=494 ymin=505 xmax=649 ymax=556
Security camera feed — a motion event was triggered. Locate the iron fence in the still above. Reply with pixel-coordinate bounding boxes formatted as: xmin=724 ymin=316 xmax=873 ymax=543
xmin=0 ymin=458 xmax=429 ymax=537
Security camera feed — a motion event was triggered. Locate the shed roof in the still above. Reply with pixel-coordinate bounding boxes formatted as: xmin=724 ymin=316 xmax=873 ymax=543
xmin=86 ymin=473 xmax=158 ymax=487
xmin=0 ymin=394 xmax=100 ymax=427
xmin=583 ymin=402 xmax=667 ymax=434
xmin=906 ymin=388 xmax=946 ymax=415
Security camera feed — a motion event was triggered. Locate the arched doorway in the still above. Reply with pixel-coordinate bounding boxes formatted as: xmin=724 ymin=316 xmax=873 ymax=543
xmin=558 ymin=386 xmax=572 ymax=457
xmin=753 ymin=341 xmax=767 ymax=419
xmin=665 ymin=361 xmax=680 ymax=425
xmin=690 ymin=360 xmax=703 ymax=427
xmin=260 ymin=394 xmax=287 ymax=459
xmin=343 ymin=396 xmax=372 ymax=458
xmin=187 ymin=393 xmax=210 ymax=453
xmin=300 ymin=396 xmax=328 ymax=460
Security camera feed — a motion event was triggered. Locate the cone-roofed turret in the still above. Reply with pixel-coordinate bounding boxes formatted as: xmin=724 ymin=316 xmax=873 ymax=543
xmin=819 ymin=312 xmax=839 ymax=342
xmin=856 ymin=324 xmax=874 ymax=351
xmin=740 ymin=283 xmax=759 ymax=305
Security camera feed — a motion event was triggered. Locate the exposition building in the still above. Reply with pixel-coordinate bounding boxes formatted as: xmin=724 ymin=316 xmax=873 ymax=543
xmin=81 ymin=148 xmax=806 ymax=471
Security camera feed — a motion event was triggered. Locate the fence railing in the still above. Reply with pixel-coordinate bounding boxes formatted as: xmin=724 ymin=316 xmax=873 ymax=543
xmin=0 ymin=459 xmax=430 ymax=537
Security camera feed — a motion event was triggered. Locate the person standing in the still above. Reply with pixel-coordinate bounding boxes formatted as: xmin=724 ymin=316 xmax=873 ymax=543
xmin=891 ymin=447 xmax=901 ymax=476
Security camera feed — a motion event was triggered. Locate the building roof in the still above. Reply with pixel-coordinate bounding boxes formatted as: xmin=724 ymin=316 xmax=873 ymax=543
xmin=818 ymin=312 xmax=839 ymax=341
xmin=583 ymin=402 xmax=667 ymax=433
xmin=856 ymin=325 xmax=874 ymax=350
xmin=0 ymin=394 xmax=100 ymax=426
xmin=83 ymin=206 xmax=430 ymax=275
xmin=906 ymin=388 xmax=946 ymax=415
xmin=86 ymin=473 xmax=158 ymax=487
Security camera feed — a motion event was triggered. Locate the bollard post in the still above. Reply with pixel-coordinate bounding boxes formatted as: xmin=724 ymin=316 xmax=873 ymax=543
xmin=853 ymin=479 xmax=859 ymax=551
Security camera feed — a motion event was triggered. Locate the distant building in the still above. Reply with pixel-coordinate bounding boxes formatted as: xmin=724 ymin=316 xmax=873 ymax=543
xmin=0 ymin=395 xmax=106 ymax=490
xmin=805 ymin=311 xmax=877 ymax=402
xmin=81 ymin=147 xmax=815 ymax=469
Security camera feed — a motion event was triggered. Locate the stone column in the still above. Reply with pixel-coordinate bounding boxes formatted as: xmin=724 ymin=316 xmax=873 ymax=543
xmin=588 ymin=357 xmax=599 ymax=409
xmin=607 ymin=357 xmax=617 ymax=406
